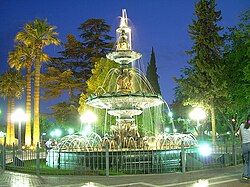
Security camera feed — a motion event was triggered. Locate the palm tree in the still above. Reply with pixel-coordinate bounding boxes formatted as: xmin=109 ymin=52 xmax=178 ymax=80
xmin=8 ymin=43 xmax=34 ymax=146
xmin=0 ymin=70 xmax=24 ymax=145
xmin=16 ymin=19 xmax=60 ymax=145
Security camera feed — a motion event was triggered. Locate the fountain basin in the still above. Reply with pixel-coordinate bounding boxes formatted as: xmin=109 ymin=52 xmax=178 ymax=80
xmin=86 ymin=93 xmax=164 ymax=116
xmin=106 ymin=50 xmax=142 ymax=64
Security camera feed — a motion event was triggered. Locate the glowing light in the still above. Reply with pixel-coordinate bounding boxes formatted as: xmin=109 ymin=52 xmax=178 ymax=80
xmin=198 ymin=143 xmax=212 ymax=156
xmin=80 ymin=111 xmax=97 ymax=124
xmin=189 ymin=107 xmax=206 ymax=121
xmin=165 ymin=127 xmax=170 ymax=133
xmin=68 ymin=128 xmax=74 ymax=135
xmin=11 ymin=108 xmax=27 ymax=122
xmin=0 ymin=131 xmax=6 ymax=137
xmin=54 ymin=129 xmax=62 ymax=137
xmin=50 ymin=131 xmax=55 ymax=137
xmin=173 ymin=129 xmax=177 ymax=133
xmin=50 ymin=129 xmax=62 ymax=138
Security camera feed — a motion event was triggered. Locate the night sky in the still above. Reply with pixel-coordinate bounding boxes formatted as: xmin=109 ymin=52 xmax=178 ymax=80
xmin=0 ymin=0 xmax=249 ymax=115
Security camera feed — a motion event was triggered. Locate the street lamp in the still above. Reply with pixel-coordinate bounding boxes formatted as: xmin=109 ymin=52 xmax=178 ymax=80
xmin=68 ymin=128 xmax=74 ymax=135
xmin=50 ymin=129 xmax=62 ymax=139
xmin=11 ymin=108 xmax=27 ymax=149
xmin=80 ymin=111 xmax=97 ymax=136
xmin=189 ymin=107 xmax=206 ymax=138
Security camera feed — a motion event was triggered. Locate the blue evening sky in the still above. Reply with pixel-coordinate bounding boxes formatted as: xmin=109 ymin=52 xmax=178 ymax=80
xmin=0 ymin=0 xmax=249 ymax=117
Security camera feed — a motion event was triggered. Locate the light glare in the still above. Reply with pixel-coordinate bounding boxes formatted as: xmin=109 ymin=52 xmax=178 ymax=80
xmin=68 ymin=128 xmax=74 ymax=135
xmin=80 ymin=111 xmax=97 ymax=124
xmin=11 ymin=108 xmax=27 ymax=122
xmin=189 ymin=107 xmax=206 ymax=121
xmin=198 ymin=143 xmax=212 ymax=156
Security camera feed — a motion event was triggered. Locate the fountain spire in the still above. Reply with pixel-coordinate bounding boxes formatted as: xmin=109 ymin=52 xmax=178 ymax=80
xmin=116 ymin=9 xmax=131 ymax=51
xmin=107 ymin=9 xmax=141 ymax=65
xmin=120 ymin=9 xmax=128 ymax=28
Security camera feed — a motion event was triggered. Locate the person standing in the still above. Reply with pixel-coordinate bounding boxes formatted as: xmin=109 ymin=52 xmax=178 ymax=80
xmin=239 ymin=114 xmax=250 ymax=179
xmin=45 ymin=139 xmax=52 ymax=151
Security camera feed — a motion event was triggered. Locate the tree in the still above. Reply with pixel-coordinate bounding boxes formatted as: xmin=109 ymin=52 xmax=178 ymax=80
xmin=8 ymin=43 xmax=34 ymax=146
xmin=79 ymin=58 xmax=118 ymax=111
xmin=44 ymin=19 xmax=113 ymax=127
xmin=41 ymin=68 xmax=83 ymax=100
xmin=40 ymin=67 xmax=83 ymax=127
xmin=79 ymin=58 xmax=118 ymax=134
xmin=146 ymin=47 xmax=161 ymax=94
xmin=175 ymin=0 xmax=225 ymax=143
xmin=0 ymin=70 xmax=24 ymax=145
xmin=16 ymin=19 xmax=60 ymax=145
xmin=219 ymin=10 xmax=250 ymax=134
xmin=79 ymin=19 xmax=113 ymax=65
xmin=50 ymin=19 xmax=113 ymax=81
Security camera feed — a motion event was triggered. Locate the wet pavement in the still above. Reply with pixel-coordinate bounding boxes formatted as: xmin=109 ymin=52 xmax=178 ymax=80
xmin=0 ymin=165 xmax=249 ymax=187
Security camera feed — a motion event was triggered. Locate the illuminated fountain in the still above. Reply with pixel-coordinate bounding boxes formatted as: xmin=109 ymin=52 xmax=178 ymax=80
xmin=47 ymin=9 xmax=197 ymax=170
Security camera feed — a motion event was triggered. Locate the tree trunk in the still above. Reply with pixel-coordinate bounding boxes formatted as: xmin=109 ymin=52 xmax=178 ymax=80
xmin=10 ymin=98 xmax=15 ymax=145
xmin=33 ymin=61 xmax=41 ymax=145
xmin=210 ymin=103 xmax=216 ymax=144
xmin=6 ymin=98 xmax=11 ymax=145
xmin=25 ymin=65 xmax=32 ymax=146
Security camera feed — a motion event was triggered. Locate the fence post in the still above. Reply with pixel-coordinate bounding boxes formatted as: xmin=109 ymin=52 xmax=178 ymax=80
xmin=1 ymin=136 xmax=6 ymax=170
xmin=57 ymin=149 xmax=61 ymax=169
xmin=232 ymin=139 xmax=237 ymax=166
xmin=181 ymin=141 xmax=186 ymax=173
xmin=12 ymin=143 xmax=15 ymax=165
xmin=36 ymin=142 xmax=40 ymax=175
xmin=105 ymin=143 xmax=109 ymax=177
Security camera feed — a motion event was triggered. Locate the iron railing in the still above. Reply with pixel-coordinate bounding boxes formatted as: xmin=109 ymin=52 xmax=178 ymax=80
xmin=0 ymin=140 xmax=243 ymax=176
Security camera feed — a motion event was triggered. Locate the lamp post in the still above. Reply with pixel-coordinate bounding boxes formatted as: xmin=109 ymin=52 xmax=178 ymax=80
xmin=189 ymin=107 xmax=206 ymax=139
xmin=80 ymin=111 xmax=97 ymax=135
xmin=11 ymin=108 xmax=27 ymax=149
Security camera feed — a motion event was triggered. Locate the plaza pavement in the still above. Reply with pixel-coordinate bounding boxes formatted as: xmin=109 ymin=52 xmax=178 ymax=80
xmin=0 ymin=165 xmax=249 ymax=187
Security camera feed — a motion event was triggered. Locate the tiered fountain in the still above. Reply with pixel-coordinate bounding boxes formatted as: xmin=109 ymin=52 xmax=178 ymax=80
xmin=47 ymin=9 xmax=197 ymax=170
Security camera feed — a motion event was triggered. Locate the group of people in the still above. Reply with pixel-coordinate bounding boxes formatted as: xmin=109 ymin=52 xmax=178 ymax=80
xmin=239 ymin=114 xmax=250 ymax=180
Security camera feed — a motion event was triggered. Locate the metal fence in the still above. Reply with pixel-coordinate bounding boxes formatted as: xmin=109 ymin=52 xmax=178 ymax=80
xmin=0 ymin=140 xmax=243 ymax=176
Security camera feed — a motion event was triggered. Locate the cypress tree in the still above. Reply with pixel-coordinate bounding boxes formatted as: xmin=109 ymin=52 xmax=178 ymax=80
xmin=175 ymin=0 xmax=226 ymax=143
xmin=146 ymin=47 xmax=161 ymax=95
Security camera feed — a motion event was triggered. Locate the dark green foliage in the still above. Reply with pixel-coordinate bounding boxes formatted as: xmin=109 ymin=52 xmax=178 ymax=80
xmin=218 ymin=10 xmax=250 ymax=131
xmin=79 ymin=19 xmax=114 ymax=63
xmin=175 ymin=0 xmax=225 ymax=107
xmin=42 ymin=19 xmax=113 ymax=125
xmin=146 ymin=48 xmax=161 ymax=94
xmin=0 ymin=70 xmax=25 ymax=99
xmin=174 ymin=0 xmax=225 ymax=141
